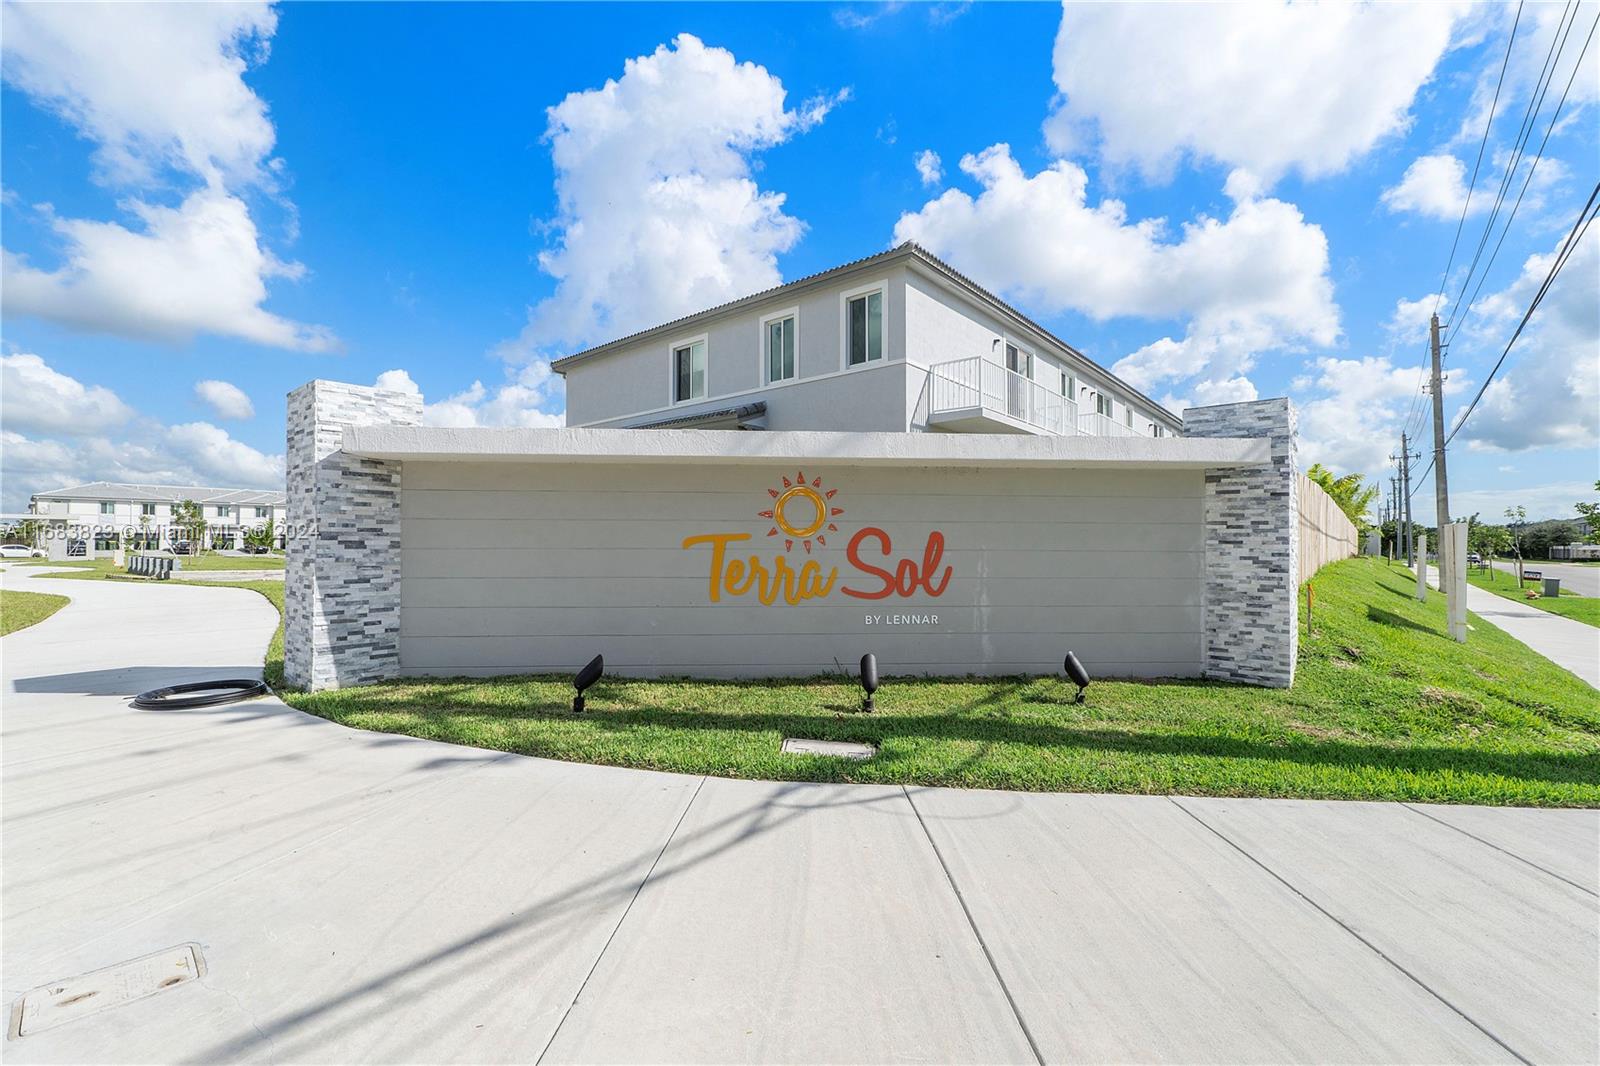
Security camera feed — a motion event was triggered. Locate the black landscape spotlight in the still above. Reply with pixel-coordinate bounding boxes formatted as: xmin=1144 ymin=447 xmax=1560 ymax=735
xmin=572 ymin=654 xmax=604 ymax=714
xmin=859 ymin=653 xmax=879 ymax=713
xmin=1063 ymin=651 xmax=1091 ymax=704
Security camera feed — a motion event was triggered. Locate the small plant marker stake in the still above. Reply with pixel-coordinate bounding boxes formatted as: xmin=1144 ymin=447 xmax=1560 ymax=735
xmin=1307 ymin=581 xmax=1314 ymax=636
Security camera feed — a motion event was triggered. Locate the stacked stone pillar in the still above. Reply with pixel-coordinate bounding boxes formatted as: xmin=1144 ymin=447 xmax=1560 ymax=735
xmin=1182 ymin=398 xmax=1300 ymax=688
xmin=284 ymin=380 xmax=422 ymax=691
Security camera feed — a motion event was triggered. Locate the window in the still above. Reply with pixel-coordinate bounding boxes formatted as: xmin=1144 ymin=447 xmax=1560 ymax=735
xmin=1125 ymin=407 xmax=1134 ymax=427
xmin=1060 ymin=371 xmax=1075 ymax=400
xmin=673 ymin=337 xmax=707 ymax=403
xmin=1151 ymin=424 xmax=1166 ymax=438
xmin=99 ymin=501 xmax=115 ymax=515
xmin=845 ymin=289 xmax=883 ymax=366
xmin=216 ymin=505 xmax=232 ymax=520
xmin=1095 ymin=393 xmax=1113 ymax=418
xmin=1005 ymin=342 xmax=1032 ymax=378
xmin=763 ymin=311 xmax=797 ymax=382
xmin=141 ymin=503 xmax=156 ymax=516
xmin=255 ymin=506 xmax=271 ymax=519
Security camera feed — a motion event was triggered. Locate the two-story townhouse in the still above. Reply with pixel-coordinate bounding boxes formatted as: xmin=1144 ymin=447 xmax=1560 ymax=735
xmin=27 ymin=483 xmax=287 ymax=557
xmin=553 ymin=242 xmax=1181 ymax=440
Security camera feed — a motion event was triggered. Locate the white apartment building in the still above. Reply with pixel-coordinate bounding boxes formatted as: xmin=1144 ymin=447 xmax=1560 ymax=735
xmin=554 ymin=242 xmax=1181 ymax=439
xmin=27 ymin=482 xmax=286 ymax=555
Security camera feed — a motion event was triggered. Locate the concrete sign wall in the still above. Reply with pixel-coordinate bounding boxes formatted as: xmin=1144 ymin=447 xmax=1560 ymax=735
xmin=287 ymin=381 xmax=1302 ymax=691
xmin=398 ymin=462 xmax=1206 ymax=679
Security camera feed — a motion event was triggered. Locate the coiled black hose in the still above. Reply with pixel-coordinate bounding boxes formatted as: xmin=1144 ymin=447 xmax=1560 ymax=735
xmin=131 ymin=679 xmax=270 ymax=709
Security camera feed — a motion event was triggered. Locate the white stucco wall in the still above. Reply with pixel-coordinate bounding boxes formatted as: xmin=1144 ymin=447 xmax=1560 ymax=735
xmin=397 ymin=459 xmax=1206 ymax=679
xmin=563 ymin=266 xmax=910 ymax=428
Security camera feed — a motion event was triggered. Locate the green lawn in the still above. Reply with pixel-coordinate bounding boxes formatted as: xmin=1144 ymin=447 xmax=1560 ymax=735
xmin=17 ymin=553 xmax=284 ymax=573
xmin=283 ymin=558 xmax=1599 ymax=807
xmin=0 ymin=588 xmax=69 ymax=636
xmin=1469 ymin=568 xmax=1600 ymax=628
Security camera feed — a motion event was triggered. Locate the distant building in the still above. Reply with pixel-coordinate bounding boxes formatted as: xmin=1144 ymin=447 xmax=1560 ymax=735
xmin=27 ymin=482 xmax=286 ymax=555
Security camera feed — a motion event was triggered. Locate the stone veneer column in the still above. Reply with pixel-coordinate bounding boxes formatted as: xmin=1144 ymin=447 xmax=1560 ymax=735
xmin=284 ymin=380 xmax=422 ymax=691
xmin=1182 ymin=398 xmax=1300 ymax=688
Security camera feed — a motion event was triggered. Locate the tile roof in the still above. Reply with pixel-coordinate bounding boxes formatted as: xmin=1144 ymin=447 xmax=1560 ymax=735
xmin=30 ymin=482 xmax=286 ymax=505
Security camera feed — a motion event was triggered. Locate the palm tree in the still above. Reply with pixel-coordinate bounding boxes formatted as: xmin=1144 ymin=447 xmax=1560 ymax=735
xmin=1305 ymin=463 xmax=1380 ymax=529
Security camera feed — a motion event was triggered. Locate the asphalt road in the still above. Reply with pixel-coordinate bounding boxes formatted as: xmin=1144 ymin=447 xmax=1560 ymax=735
xmin=3 ymin=564 xmax=1596 ymax=1064
xmin=1486 ymin=558 xmax=1600 ymax=598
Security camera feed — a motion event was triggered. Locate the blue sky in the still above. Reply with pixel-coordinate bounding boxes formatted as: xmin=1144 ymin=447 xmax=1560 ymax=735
xmin=2 ymin=1 xmax=1595 ymax=520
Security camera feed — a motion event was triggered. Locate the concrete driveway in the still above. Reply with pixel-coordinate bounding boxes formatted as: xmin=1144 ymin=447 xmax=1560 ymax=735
xmin=3 ymin=565 xmax=1596 ymax=1064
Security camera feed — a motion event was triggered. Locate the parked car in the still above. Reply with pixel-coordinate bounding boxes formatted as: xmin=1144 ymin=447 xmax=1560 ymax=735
xmin=242 ymin=544 xmax=270 ymax=554
xmin=1467 ymin=552 xmax=1483 ymax=566
xmin=172 ymin=541 xmax=193 ymax=555
xmin=0 ymin=544 xmax=43 ymax=559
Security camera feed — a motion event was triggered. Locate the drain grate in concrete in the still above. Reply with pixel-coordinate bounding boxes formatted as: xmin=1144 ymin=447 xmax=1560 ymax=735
xmin=9 ymin=944 xmax=206 ymax=1039
xmin=781 ymin=737 xmax=876 ymax=760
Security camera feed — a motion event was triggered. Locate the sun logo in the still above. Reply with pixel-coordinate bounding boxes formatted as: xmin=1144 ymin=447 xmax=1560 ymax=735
xmin=759 ymin=471 xmax=843 ymax=554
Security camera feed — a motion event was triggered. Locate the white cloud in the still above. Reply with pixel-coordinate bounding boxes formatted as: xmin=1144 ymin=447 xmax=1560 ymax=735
xmin=0 ymin=355 xmax=282 ymax=511
xmin=0 ymin=1 xmax=335 ymax=351
xmin=834 ymin=2 xmax=907 ymax=30
xmin=1451 ymin=225 xmax=1599 ymax=452
xmin=3 ymin=190 xmax=336 ymax=351
xmin=0 ymin=1 xmax=278 ymax=188
xmin=1295 ymin=355 xmax=1434 ymax=477
xmin=373 ymin=367 xmax=564 ymax=429
xmin=1045 ymin=1 xmax=1471 ymax=182
xmin=164 ymin=421 xmax=281 ymax=485
xmin=194 ymin=379 xmax=255 ymax=420
xmin=1382 ymin=151 xmax=1567 ymax=222
xmin=1451 ymin=481 xmax=1595 ymax=524
xmin=1 ymin=351 xmax=133 ymax=436
xmin=894 ymin=147 xmax=1338 ymax=400
xmin=497 ymin=34 xmax=835 ymax=367
xmin=1381 ymin=154 xmax=1482 ymax=220
xmin=914 ymin=149 xmax=943 ymax=187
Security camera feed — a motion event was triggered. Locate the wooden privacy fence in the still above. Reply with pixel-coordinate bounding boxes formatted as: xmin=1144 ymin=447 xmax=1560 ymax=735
xmin=1297 ymin=473 xmax=1359 ymax=579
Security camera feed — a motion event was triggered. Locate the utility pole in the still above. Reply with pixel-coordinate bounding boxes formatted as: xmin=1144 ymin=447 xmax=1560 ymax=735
xmin=1394 ymin=432 xmax=1418 ymax=567
xmin=1428 ymin=312 xmax=1451 ymax=534
xmin=1429 ymin=311 xmax=1466 ymax=641
xmin=1389 ymin=476 xmax=1399 ymax=558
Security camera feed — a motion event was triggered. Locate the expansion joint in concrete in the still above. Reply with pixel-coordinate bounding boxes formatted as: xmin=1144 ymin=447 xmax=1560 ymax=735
xmin=535 ymin=775 xmax=709 ymax=1065
xmin=1399 ymin=803 xmax=1598 ymax=899
xmin=901 ymin=784 xmax=1046 ymax=1066
xmin=1168 ymin=798 xmax=1535 ymax=1066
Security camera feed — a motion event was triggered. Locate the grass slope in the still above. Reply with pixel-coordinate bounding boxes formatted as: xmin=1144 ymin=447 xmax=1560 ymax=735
xmin=0 ymin=588 xmax=70 ymax=636
xmin=285 ymin=558 xmax=1599 ymax=806
xmin=1468 ymin=568 xmax=1599 ymax=628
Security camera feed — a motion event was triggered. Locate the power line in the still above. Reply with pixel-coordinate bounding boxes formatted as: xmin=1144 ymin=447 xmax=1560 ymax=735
xmin=1444 ymin=181 xmax=1599 ymax=447
xmin=1445 ymin=0 xmax=1575 ymax=329
xmin=1431 ymin=0 xmax=1524 ymax=318
xmin=1449 ymin=5 xmax=1599 ymax=342
xmin=1408 ymin=183 xmax=1599 ymax=499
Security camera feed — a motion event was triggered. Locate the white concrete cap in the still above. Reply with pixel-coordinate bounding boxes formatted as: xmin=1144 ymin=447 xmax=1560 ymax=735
xmin=342 ymin=425 xmax=1268 ymax=469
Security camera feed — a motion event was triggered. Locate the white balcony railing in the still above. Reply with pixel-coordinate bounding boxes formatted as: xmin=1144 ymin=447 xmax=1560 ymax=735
xmin=928 ymin=356 xmax=1078 ymax=435
xmin=1077 ymin=411 xmax=1146 ymax=438
xmin=928 ymin=356 xmax=1155 ymax=438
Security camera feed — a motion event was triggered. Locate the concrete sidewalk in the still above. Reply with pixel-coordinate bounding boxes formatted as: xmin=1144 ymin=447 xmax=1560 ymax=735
xmin=1430 ymin=565 xmax=1599 ymax=688
xmin=3 ymin=564 xmax=1596 ymax=1064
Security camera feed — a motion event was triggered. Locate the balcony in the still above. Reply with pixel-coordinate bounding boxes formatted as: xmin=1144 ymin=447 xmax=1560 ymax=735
xmin=926 ymin=357 xmax=1153 ymax=438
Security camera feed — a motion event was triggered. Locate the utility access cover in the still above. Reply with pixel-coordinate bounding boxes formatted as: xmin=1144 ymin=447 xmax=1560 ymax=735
xmin=781 ymin=737 xmax=876 ymax=760
xmin=10 ymin=944 xmax=205 ymax=1038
